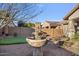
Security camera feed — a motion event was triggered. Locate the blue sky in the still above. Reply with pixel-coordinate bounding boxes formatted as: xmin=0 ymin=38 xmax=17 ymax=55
xmin=0 ymin=3 xmax=76 ymax=23
xmin=32 ymin=3 xmax=76 ymax=22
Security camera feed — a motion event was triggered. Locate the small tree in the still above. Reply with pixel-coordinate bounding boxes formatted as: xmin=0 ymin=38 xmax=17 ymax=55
xmin=0 ymin=3 xmax=43 ymax=35
xmin=0 ymin=3 xmax=43 ymax=28
xmin=24 ymin=23 xmax=28 ymax=27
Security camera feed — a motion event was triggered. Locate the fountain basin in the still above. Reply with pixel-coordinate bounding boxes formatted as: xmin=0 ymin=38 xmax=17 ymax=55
xmin=26 ymin=38 xmax=46 ymax=47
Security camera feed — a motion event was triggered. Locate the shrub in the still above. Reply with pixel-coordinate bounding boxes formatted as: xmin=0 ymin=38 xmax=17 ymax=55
xmin=2 ymin=31 xmax=4 ymax=35
xmin=24 ymin=22 xmax=35 ymax=28
xmin=72 ymin=32 xmax=79 ymax=41
xmin=57 ymin=41 xmax=64 ymax=46
xmin=18 ymin=20 xmax=25 ymax=27
xmin=64 ymin=41 xmax=74 ymax=47
xmin=13 ymin=33 xmax=18 ymax=37
xmin=5 ymin=34 xmax=9 ymax=36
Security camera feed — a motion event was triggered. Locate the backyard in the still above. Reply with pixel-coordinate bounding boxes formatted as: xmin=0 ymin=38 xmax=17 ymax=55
xmin=0 ymin=3 xmax=79 ymax=56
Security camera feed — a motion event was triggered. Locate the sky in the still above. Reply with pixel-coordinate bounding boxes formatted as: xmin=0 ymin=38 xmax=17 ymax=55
xmin=32 ymin=3 xmax=76 ymax=22
xmin=0 ymin=3 xmax=77 ymax=23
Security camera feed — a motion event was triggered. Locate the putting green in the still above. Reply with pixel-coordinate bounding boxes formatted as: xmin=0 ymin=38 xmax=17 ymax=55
xmin=0 ymin=36 xmax=27 ymax=45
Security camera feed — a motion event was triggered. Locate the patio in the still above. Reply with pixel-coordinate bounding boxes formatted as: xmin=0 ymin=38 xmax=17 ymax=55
xmin=0 ymin=41 xmax=76 ymax=56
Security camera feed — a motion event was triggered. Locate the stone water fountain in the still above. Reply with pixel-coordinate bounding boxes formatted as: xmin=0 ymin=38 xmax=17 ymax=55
xmin=26 ymin=26 xmax=47 ymax=56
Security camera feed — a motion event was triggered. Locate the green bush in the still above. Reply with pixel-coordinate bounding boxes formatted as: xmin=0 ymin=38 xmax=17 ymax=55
xmin=72 ymin=32 xmax=79 ymax=41
xmin=24 ymin=22 xmax=35 ymax=27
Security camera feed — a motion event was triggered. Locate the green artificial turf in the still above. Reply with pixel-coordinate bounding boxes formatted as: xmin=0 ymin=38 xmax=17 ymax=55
xmin=0 ymin=36 xmax=27 ymax=45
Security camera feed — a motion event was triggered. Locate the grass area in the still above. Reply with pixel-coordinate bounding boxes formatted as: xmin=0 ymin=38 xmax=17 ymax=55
xmin=0 ymin=36 xmax=27 ymax=45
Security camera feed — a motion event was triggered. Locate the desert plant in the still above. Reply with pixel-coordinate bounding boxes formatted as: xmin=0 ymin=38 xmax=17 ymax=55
xmin=72 ymin=32 xmax=79 ymax=41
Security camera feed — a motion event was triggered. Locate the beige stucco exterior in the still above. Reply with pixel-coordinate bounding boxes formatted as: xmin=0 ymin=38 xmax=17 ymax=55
xmin=67 ymin=20 xmax=75 ymax=38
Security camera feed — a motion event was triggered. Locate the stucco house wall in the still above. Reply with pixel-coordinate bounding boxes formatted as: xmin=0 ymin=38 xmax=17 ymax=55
xmin=67 ymin=20 xmax=75 ymax=38
xmin=62 ymin=24 xmax=68 ymax=37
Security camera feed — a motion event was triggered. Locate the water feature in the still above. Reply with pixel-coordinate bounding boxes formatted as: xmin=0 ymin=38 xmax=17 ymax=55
xmin=26 ymin=26 xmax=47 ymax=56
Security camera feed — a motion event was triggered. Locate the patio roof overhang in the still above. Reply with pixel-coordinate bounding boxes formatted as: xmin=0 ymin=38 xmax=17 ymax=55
xmin=63 ymin=4 xmax=79 ymax=20
xmin=60 ymin=20 xmax=68 ymax=25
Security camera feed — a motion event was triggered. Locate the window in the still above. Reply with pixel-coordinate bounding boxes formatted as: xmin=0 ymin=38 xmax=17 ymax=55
xmin=46 ymin=26 xmax=49 ymax=28
xmin=51 ymin=26 xmax=53 ymax=28
xmin=51 ymin=26 xmax=56 ymax=28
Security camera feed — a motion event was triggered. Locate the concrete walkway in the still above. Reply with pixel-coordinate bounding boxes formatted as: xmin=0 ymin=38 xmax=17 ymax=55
xmin=0 ymin=41 xmax=76 ymax=56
